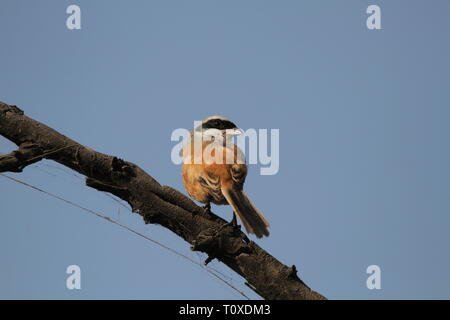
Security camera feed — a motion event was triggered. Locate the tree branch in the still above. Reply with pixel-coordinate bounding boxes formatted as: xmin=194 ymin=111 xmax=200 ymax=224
xmin=0 ymin=101 xmax=326 ymax=300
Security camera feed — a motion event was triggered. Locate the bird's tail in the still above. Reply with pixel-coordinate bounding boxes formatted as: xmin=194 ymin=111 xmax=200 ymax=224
xmin=222 ymin=187 xmax=270 ymax=238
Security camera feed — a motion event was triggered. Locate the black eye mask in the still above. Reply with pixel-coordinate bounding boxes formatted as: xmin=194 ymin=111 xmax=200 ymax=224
xmin=201 ymin=119 xmax=237 ymax=131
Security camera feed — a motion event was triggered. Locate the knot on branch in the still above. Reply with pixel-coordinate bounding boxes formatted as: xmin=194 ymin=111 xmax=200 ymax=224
xmin=0 ymin=103 xmax=24 ymax=116
xmin=284 ymin=264 xmax=307 ymax=286
xmin=191 ymin=224 xmax=252 ymax=264
xmin=0 ymin=142 xmax=42 ymax=172
xmin=111 ymin=157 xmax=136 ymax=181
xmin=287 ymin=264 xmax=299 ymax=279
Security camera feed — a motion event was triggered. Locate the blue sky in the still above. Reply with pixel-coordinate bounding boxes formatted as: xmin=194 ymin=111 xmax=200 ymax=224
xmin=1 ymin=0 xmax=450 ymax=299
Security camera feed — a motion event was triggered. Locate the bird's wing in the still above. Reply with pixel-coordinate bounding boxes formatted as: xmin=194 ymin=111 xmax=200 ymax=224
xmin=197 ymin=172 xmax=223 ymax=202
xmin=227 ymin=144 xmax=247 ymax=187
xmin=229 ymin=163 xmax=247 ymax=187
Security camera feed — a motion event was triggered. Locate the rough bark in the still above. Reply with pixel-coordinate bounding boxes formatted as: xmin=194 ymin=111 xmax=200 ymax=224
xmin=0 ymin=101 xmax=326 ymax=300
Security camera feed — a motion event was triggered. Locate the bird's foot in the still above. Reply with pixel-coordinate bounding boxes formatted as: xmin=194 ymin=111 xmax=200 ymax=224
xmin=223 ymin=212 xmax=240 ymax=230
xmin=203 ymin=203 xmax=211 ymax=215
xmin=231 ymin=212 xmax=238 ymax=227
xmin=222 ymin=213 xmax=250 ymax=243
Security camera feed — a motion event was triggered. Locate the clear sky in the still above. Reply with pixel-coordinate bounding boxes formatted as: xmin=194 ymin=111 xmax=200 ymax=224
xmin=1 ymin=0 xmax=450 ymax=299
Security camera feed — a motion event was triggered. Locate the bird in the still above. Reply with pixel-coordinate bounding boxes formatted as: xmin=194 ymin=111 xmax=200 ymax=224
xmin=181 ymin=115 xmax=270 ymax=238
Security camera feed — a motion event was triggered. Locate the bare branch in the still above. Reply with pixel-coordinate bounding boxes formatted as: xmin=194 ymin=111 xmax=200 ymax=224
xmin=0 ymin=101 xmax=326 ymax=300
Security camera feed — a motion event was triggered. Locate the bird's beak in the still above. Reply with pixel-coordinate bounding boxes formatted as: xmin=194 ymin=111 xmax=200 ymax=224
xmin=229 ymin=128 xmax=244 ymax=136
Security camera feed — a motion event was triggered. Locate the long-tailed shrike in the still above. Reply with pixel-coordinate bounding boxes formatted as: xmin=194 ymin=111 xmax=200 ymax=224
xmin=181 ymin=116 xmax=270 ymax=238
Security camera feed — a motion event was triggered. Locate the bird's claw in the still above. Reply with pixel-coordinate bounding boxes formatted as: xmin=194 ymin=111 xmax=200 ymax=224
xmin=224 ymin=212 xmax=240 ymax=229
xmin=203 ymin=203 xmax=211 ymax=215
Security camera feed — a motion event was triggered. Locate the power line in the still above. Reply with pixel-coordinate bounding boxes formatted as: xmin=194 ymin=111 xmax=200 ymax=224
xmin=0 ymin=172 xmax=251 ymax=300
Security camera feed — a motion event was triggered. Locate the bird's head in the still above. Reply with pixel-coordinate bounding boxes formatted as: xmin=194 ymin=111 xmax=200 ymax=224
xmin=194 ymin=116 xmax=243 ymax=141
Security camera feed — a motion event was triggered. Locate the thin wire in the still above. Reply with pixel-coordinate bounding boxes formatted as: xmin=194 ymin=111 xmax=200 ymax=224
xmin=0 ymin=172 xmax=250 ymax=300
xmin=3 ymin=151 xmax=242 ymax=293
xmin=33 ymin=163 xmax=131 ymax=210
xmin=41 ymin=163 xmax=86 ymax=181
xmin=36 ymin=163 xmax=234 ymax=283
xmin=22 ymin=144 xmax=77 ymax=164
xmin=4 ymin=147 xmax=193 ymax=236
xmin=32 ymin=163 xmax=237 ymax=285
